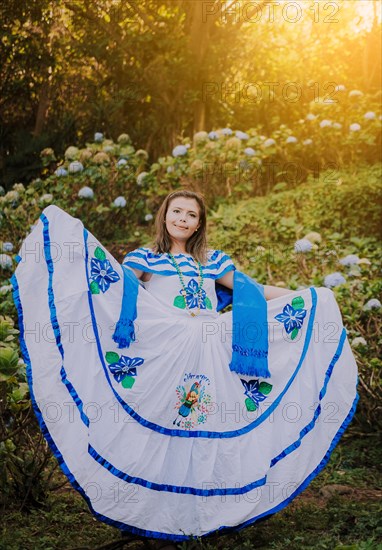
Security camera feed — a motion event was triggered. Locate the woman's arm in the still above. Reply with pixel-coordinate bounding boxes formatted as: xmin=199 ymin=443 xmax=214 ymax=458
xmin=125 ymin=266 xmax=144 ymax=280
xmin=216 ymin=270 xmax=295 ymax=300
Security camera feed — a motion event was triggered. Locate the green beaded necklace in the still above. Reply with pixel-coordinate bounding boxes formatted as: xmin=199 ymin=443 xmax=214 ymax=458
xmin=168 ymin=252 xmax=204 ymax=317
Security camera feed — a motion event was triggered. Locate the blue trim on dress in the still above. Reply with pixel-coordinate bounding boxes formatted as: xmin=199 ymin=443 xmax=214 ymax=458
xmin=10 ymin=273 xmax=193 ymax=542
xmin=85 ymin=231 xmax=320 ymax=438
xmin=209 ymin=391 xmax=359 ymax=539
xmin=60 ymin=366 xmax=90 ymax=427
xmin=40 ymin=213 xmax=90 ymax=428
xmin=9 ymin=221 xmax=359 ymax=542
xmin=270 ymin=327 xmax=346 ymax=467
xmin=86 ymin=326 xmax=348 ymax=496
xmin=124 ymin=249 xmax=235 ymax=279
xmin=40 ymin=213 xmax=65 ymax=359
xmin=88 ymin=444 xmax=267 ymax=496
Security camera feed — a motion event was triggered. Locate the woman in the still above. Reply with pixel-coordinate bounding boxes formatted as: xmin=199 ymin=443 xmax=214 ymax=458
xmin=12 ymin=189 xmax=358 ymax=549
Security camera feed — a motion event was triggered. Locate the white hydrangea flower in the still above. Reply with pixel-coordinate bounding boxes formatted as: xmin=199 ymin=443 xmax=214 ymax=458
xmin=4 ymin=190 xmax=19 ymax=203
xmin=144 ymin=213 xmax=153 ymax=222
xmin=103 ymin=145 xmax=114 ymax=154
xmin=306 ymin=113 xmax=317 ymax=120
xmin=320 ymin=119 xmax=332 ymax=128
xmin=13 ymin=183 xmax=25 ymax=193
xmin=172 ymin=145 xmax=188 ymax=157
xmin=236 ymin=131 xmax=249 ymax=140
xmin=303 ymin=139 xmax=313 ymax=145
xmin=335 ymin=85 xmax=346 ymax=92
xmin=364 ymin=111 xmax=376 ymax=120
xmin=363 ymin=299 xmax=381 ymax=311
xmin=78 ymin=186 xmax=94 ymax=199
xmin=2 ymin=242 xmax=13 ymax=252
xmin=244 ymin=147 xmax=256 ymax=156
xmin=135 ymin=149 xmax=149 ymax=159
xmin=94 ymin=132 xmax=104 ymax=143
xmin=117 ymin=133 xmax=131 ymax=144
xmin=351 ymin=337 xmax=367 ymax=348
xmin=349 ymin=90 xmax=363 ymax=98
xmin=55 ymin=167 xmax=68 ymax=177
xmin=221 ymin=128 xmax=233 ymax=136
xmin=113 ymin=196 xmax=127 ymax=208
xmin=324 ymin=272 xmax=346 ymax=288
xmin=0 ymin=254 xmax=13 ymax=270
xmin=339 ymin=254 xmax=359 ymax=266
xmin=0 ymin=284 xmax=13 ymax=294
xmin=332 ymin=123 xmax=342 ymax=129
xmin=286 ymin=136 xmax=298 ymax=144
xmin=69 ymin=161 xmax=84 ymax=174
xmin=349 ymin=123 xmax=361 ymax=132
xmin=357 ymin=258 xmax=371 ymax=265
xmin=208 ymin=131 xmax=218 ymax=140
xmin=294 ymin=239 xmax=313 ymax=253
xmin=39 ymin=194 xmax=53 ymax=204
xmin=137 ymin=172 xmax=148 ymax=185
xmin=263 ymin=138 xmax=276 ymax=148
xmin=64 ymin=146 xmax=79 ymax=160
xmin=193 ymin=131 xmax=209 ymax=145
xmin=304 ymin=231 xmax=322 ymax=244
xmin=166 ymin=166 xmax=174 ymax=174
xmin=117 ymin=159 xmax=128 ymax=168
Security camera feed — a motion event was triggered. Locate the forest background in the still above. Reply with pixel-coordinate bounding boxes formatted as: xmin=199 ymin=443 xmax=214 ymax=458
xmin=0 ymin=1 xmax=381 ymax=549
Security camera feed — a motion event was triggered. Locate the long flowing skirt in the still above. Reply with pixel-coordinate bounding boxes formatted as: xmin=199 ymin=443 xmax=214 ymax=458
xmin=11 ymin=205 xmax=358 ymax=541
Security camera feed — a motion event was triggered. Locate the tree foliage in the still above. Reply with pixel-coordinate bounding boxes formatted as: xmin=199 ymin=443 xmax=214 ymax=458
xmin=0 ymin=0 xmax=381 ymax=188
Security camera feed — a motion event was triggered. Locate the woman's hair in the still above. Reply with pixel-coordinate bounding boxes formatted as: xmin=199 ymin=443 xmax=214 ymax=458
xmin=152 ymin=190 xmax=208 ymax=264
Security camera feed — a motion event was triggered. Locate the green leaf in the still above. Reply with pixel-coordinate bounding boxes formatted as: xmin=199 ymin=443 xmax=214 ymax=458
xmin=292 ymin=296 xmax=305 ymax=309
xmin=0 ymin=348 xmax=19 ymax=375
xmin=122 ymin=376 xmax=135 ymax=389
xmin=291 ymin=327 xmax=299 ymax=340
xmin=173 ymin=296 xmax=186 ymax=309
xmin=90 ymin=281 xmax=100 ymax=294
xmin=94 ymin=246 xmax=106 ymax=261
xmin=245 ymin=398 xmax=257 ymax=412
xmin=205 ymin=297 xmax=213 ymax=310
xmin=105 ymin=351 xmax=119 ymax=364
xmin=259 ymin=381 xmax=273 ymax=395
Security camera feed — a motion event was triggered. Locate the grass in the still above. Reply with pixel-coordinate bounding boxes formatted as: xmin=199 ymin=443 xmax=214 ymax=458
xmin=1 ymin=436 xmax=381 ymax=550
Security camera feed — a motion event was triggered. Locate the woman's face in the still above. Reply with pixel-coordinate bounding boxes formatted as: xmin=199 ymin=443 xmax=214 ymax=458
xmin=165 ymin=197 xmax=201 ymax=244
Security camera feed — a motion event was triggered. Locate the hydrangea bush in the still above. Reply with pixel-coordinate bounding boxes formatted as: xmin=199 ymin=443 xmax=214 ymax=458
xmin=0 ymin=117 xmax=381 ymax=507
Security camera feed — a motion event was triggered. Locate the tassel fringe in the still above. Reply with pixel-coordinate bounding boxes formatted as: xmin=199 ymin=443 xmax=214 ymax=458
xmin=112 ymin=318 xmax=136 ymax=349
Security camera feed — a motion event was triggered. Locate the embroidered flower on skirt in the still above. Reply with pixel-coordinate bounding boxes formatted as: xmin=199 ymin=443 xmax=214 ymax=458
xmin=106 ymin=353 xmax=144 ymax=386
xmin=274 ymin=297 xmax=307 ymax=339
xmin=241 ymin=378 xmax=273 ymax=412
xmin=90 ymin=256 xmax=120 ymax=293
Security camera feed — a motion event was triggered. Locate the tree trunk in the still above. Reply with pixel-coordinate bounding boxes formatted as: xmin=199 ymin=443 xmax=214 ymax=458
xmin=33 ymin=81 xmax=50 ymax=136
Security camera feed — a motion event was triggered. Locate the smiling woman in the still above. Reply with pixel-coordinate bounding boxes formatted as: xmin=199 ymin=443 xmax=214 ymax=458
xmin=165 ymin=197 xmax=201 ymax=252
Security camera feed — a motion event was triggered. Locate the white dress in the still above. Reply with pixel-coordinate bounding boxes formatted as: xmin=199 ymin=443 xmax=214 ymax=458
xmin=11 ymin=205 xmax=358 ymax=542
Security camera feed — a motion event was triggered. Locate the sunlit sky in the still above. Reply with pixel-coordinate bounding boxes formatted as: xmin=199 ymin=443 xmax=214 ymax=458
xmin=280 ymin=0 xmax=382 ymax=30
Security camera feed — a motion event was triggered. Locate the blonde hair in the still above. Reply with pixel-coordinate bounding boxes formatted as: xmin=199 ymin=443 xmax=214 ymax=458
xmin=152 ymin=190 xmax=208 ymax=264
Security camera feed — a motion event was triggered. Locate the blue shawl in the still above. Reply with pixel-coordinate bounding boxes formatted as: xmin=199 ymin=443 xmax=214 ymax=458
xmin=113 ymin=268 xmax=270 ymax=379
